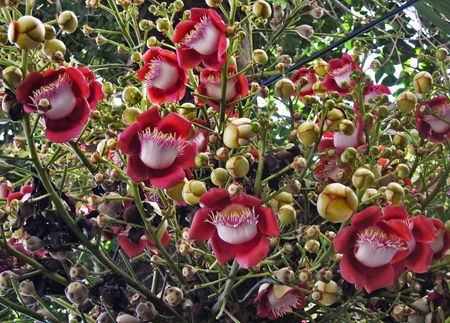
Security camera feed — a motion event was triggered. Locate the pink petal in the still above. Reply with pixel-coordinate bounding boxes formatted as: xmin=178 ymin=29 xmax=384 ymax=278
xmin=333 ymin=226 xmax=357 ymax=253
xmin=411 ymin=215 xmax=438 ymax=243
xmin=405 ymin=243 xmax=433 ymax=273
xmin=351 ymin=206 xmax=381 ymax=229
xmin=126 ymin=155 xmax=150 ymax=183
xmin=118 ymin=124 xmax=141 ymax=155
xmin=235 ymin=234 xmax=269 ymax=269
xmin=363 ymin=263 xmax=395 ymax=293
xmin=382 ymin=205 xmax=409 ymax=220
xmin=176 ymin=46 xmax=202 ymax=69
xmin=158 ymin=112 xmax=192 ymax=139
xmin=199 ymin=188 xmax=231 ymax=209
xmin=256 ymin=206 xmax=280 ymax=236
xmin=173 ymin=21 xmax=196 ymax=43
xmin=210 ymin=232 xmax=237 ymax=264
xmin=189 ymin=208 xmax=216 ymax=240
xmin=136 ymin=107 xmax=162 ymax=130
xmin=118 ymin=235 xmax=146 ymax=258
xmin=147 ymin=165 xmax=185 ymax=189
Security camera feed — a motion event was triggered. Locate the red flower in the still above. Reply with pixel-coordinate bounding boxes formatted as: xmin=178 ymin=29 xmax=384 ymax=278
xmin=16 ymin=67 xmax=103 ymax=143
xmin=363 ymin=81 xmax=390 ymax=108
xmin=0 ymin=178 xmax=12 ymax=199
xmin=115 ymin=226 xmax=170 ymax=258
xmin=76 ymin=66 xmax=105 ymax=108
xmin=195 ymin=66 xmax=248 ymax=111
xmin=189 ymin=119 xmax=211 ymax=152
xmin=290 ymin=67 xmax=317 ymax=97
xmin=136 ymin=47 xmax=188 ymax=104
xmin=173 ymin=8 xmax=227 ymax=70
xmin=323 ymin=53 xmax=361 ymax=96
xmin=255 ymin=284 xmax=307 ymax=320
xmin=6 ymin=185 xmax=32 ymax=206
xmin=415 ymin=96 xmax=450 ymax=142
xmin=189 ymin=188 xmax=279 ymax=268
xmin=118 ymin=107 xmax=197 ymax=188
xmin=428 ymin=218 xmax=450 ymax=258
xmin=333 ymin=205 xmax=416 ymax=293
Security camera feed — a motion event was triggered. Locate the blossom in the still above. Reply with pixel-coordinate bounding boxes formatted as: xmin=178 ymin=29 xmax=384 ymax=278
xmin=136 ymin=47 xmax=188 ymax=104
xmin=195 ymin=66 xmax=248 ymax=111
xmin=255 ymin=283 xmax=307 ymax=320
xmin=6 ymin=185 xmax=32 ymax=206
xmin=0 ymin=179 xmax=12 ymax=199
xmin=428 ymin=218 xmax=450 ymax=258
xmin=333 ymin=205 xmax=437 ymax=293
xmin=323 ymin=53 xmax=361 ymax=96
xmin=16 ymin=67 xmax=102 ymax=143
xmin=290 ymin=67 xmax=317 ymax=97
xmin=118 ymin=107 xmax=198 ymax=189
xmin=415 ymin=96 xmax=450 ymax=142
xmin=173 ymin=8 xmax=227 ymax=70
xmin=363 ymin=81 xmax=390 ymax=108
xmin=189 ymin=188 xmax=279 ymax=268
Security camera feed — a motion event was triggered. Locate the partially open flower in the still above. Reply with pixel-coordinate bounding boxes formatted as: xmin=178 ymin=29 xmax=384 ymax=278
xmin=323 ymin=54 xmax=361 ymax=96
xmin=317 ymin=183 xmax=358 ymax=223
xmin=195 ymin=66 xmax=248 ymax=111
xmin=290 ymin=68 xmax=317 ymax=97
xmin=363 ymin=81 xmax=390 ymax=108
xmin=173 ymin=8 xmax=227 ymax=70
xmin=118 ymin=107 xmax=197 ymax=188
xmin=16 ymin=67 xmax=103 ymax=142
xmin=8 ymin=16 xmax=45 ymax=50
xmin=314 ymin=280 xmax=339 ymax=306
xmin=415 ymin=97 xmax=450 ymax=142
xmin=255 ymin=283 xmax=307 ymax=320
xmin=189 ymin=188 xmax=279 ymax=268
xmin=223 ymin=118 xmax=254 ymax=149
xmin=136 ymin=47 xmax=188 ymax=104
xmin=2 ymin=65 xmax=23 ymax=88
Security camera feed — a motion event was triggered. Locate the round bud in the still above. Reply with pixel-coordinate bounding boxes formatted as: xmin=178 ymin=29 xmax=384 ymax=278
xmin=164 ymin=286 xmax=184 ymax=307
xmin=273 ymin=267 xmax=294 ymax=283
xmin=314 ymin=280 xmax=339 ymax=306
xmin=102 ymin=82 xmax=114 ymax=95
xmin=297 ymin=121 xmax=319 ymax=145
xmin=314 ymin=58 xmax=328 ymax=77
xmin=65 ymin=282 xmax=89 ymax=305
xmin=178 ymin=102 xmax=197 ymax=121
xmin=205 ymin=0 xmax=223 ymax=7
xmin=413 ymin=71 xmax=433 ymax=94
xmin=122 ymin=86 xmax=142 ymax=105
xmin=395 ymin=164 xmax=409 ymax=179
xmin=0 ymin=271 xmax=17 ymax=290
xmin=2 ymin=65 xmax=23 ymax=88
xmin=19 ymin=279 xmax=37 ymax=297
xmin=252 ymin=49 xmax=268 ymax=65
xmin=278 ymin=204 xmax=296 ymax=225
xmin=352 ymin=168 xmax=375 ymax=190
xmin=396 ymin=91 xmax=417 ymax=113
xmin=227 ymin=183 xmax=243 ymax=196
xmin=44 ymin=24 xmax=56 ymax=40
xmin=8 ymin=16 xmax=45 ymax=50
xmin=211 ymin=168 xmax=229 ymax=187
xmin=116 ymin=314 xmax=141 ymax=323
xmin=156 ymin=18 xmax=170 ymax=33
xmin=435 ymin=47 xmax=448 ymax=61
xmin=43 ymin=39 xmax=66 ymax=57
xmin=393 ymin=133 xmax=407 ymax=148
xmin=252 ymin=0 xmax=272 ymax=19
xmin=339 ymin=119 xmax=355 ymax=136
xmin=309 ymin=7 xmax=324 ymax=19
xmin=136 ymin=301 xmax=158 ymax=321
xmin=292 ymin=156 xmax=307 ymax=171
xmin=317 ymin=183 xmax=358 ymax=223
xmin=69 ymin=264 xmax=88 ymax=281
xmin=24 ymin=235 xmax=44 ymax=252
xmin=295 ymin=24 xmax=314 ymax=39
xmin=305 ymin=239 xmax=320 ymax=253
xmin=194 ymin=153 xmax=209 ymax=167
xmin=223 ymin=118 xmax=254 ymax=149
xmin=182 ymin=180 xmax=207 ymax=205
xmin=122 ymin=107 xmax=141 ymax=125
xmin=274 ymin=78 xmax=295 ymax=99
xmin=361 ymin=188 xmax=378 ymax=203
xmin=226 ymin=156 xmax=250 ymax=178
xmin=385 ymin=182 xmax=404 ymax=205
xmin=58 ymin=11 xmax=78 ymax=33
xmin=270 ymin=191 xmax=293 ymax=211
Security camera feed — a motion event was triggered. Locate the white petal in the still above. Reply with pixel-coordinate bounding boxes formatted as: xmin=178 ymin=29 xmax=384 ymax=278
xmin=190 ymin=23 xmax=220 ymax=55
xmin=44 ymin=82 xmax=77 ymax=120
xmin=354 ymin=242 xmax=397 ymax=267
xmin=152 ymin=61 xmax=178 ymax=90
xmin=216 ymin=222 xmax=257 ymax=245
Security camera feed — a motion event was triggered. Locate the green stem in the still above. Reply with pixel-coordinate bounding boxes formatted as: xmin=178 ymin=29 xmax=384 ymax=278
xmin=0 ymin=297 xmax=45 ymax=322
xmin=254 ymin=126 xmax=267 ymax=197
xmin=68 ymin=141 xmax=97 ymax=175
xmin=212 ymin=260 xmax=239 ymax=319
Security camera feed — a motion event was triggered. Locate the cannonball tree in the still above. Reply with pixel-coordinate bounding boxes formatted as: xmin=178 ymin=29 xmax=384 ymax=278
xmin=0 ymin=0 xmax=448 ymax=322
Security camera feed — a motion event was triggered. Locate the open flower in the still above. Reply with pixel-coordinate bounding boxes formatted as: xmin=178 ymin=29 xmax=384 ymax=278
xmin=428 ymin=218 xmax=450 ymax=258
xmin=76 ymin=66 xmax=105 ymax=108
xmin=6 ymin=185 xmax=32 ymax=206
xmin=189 ymin=188 xmax=279 ymax=268
xmin=333 ymin=205 xmax=437 ymax=293
xmin=415 ymin=97 xmax=450 ymax=142
xmin=363 ymin=81 xmax=390 ymax=108
xmin=195 ymin=66 xmax=248 ymax=111
xmin=16 ymin=67 xmax=102 ymax=142
xmin=323 ymin=53 xmax=361 ymax=96
xmin=118 ymin=107 xmax=198 ymax=188
xmin=290 ymin=67 xmax=317 ymax=97
xmin=136 ymin=47 xmax=188 ymax=104
xmin=0 ymin=179 xmax=12 ymax=199
xmin=173 ymin=8 xmax=227 ymax=70
xmin=255 ymin=283 xmax=307 ymax=320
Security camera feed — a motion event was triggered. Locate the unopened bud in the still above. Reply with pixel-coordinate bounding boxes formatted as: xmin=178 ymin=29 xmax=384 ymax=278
xmin=252 ymin=0 xmax=272 ymax=19
xmin=413 ymin=71 xmax=433 ymax=94
xmin=8 ymin=16 xmax=45 ymax=50
xmin=385 ymin=182 xmax=404 ymax=205
xmin=182 ymin=180 xmax=206 ymax=205
xmin=274 ymin=78 xmax=295 ymax=99
xmin=226 ymin=156 xmax=250 ymax=178
xmin=211 ymin=168 xmax=229 ymax=187
xmin=295 ymin=24 xmax=314 ymax=39
xmin=58 ymin=11 xmax=78 ymax=33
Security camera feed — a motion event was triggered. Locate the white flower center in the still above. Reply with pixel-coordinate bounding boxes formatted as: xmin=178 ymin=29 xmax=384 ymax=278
xmin=423 ymin=109 xmax=450 ymax=133
xmin=138 ymin=128 xmax=185 ymax=169
xmin=331 ymin=64 xmax=353 ymax=89
xmin=32 ymin=74 xmax=77 ymax=120
xmin=208 ymin=204 xmax=258 ymax=245
xmin=185 ymin=17 xmax=221 ymax=56
xmin=333 ymin=128 xmax=360 ymax=149
xmin=354 ymin=228 xmax=406 ymax=268
xmin=429 ymin=231 xmax=444 ymax=254
xmin=146 ymin=59 xmax=178 ymax=90
xmin=204 ymin=77 xmax=236 ymax=102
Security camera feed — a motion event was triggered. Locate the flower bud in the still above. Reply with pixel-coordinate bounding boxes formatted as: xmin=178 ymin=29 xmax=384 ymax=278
xmin=339 ymin=119 xmax=355 ymax=136
xmin=116 ymin=314 xmax=141 ymax=323
xmin=182 ymin=265 xmax=197 ymax=279
xmin=194 ymin=153 xmax=208 ymax=167
xmin=273 ymin=267 xmax=294 ymax=283
xmin=292 ymin=156 xmax=307 ymax=171
xmin=211 ymin=167 xmax=229 ymax=187
xmin=65 ymin=282 xmax=89 ymax=305
xmin=253 ymin=0 xmax=272 ymax=19
xmin=395 ymin=164 xmax=409 ymax=179
xmin=19 ymin=279 xmax=37 ymax=297
xmin=136 ymin=301 xmax=158 ymax=321
xmin=252 ymin=49 xmax=268 ymax=65
xmin=122 ymin=107 xmax=141 ymax=125
xmin=69 ymin=264 xmax=88 ymax=281
xmin=2 ymin=65 xmax=23 ymax=88
xmin=274 ymin=78 xmax=295 ymax=99
xmin=156 ymin=18 xmax=170 ymax=33
xmin=295 ymin=24 xmax=314 ymax=39
xmin=8 ymin=16 xmax=45 ymax=50
xmin=0 ymin=271 xmax=17 ymax=290
xmin=393 ymin=133 xmax=407 ymax=148
xmin=314 ymin=58 xmax=328 ymax=77
xmin=164 ymin=286 xmax=184 ymax=307
xmin=165 ymin=180 xmax=185 ymax=202
xmin=305 ymin=239 xmax=320 ymax=253
xmin=278 ymin=204 xmax=296 ymax=225
xmin=308 ymin=7 xmax=324 ymax=19
xmin=314 ymin=280 xmax=339 ymax=306
xmin=361 ymin=188 xmax=378 ymax=203
xmin=182 ymin=180 xmax=207 ymax=205
xmin=227 ymin=182 xmax=243 ymax=196
xmin=317 ymin=183 xmax=358 ymax=223
xmin=352 ymin=168 xmax=375 ymax=190
xmin=297 ymin=121 xmax=319 ymax=145
xmin=436 ymin=47 xmax=448 ymax=61
xmin=413 ymin=71 xmax=433 ymax=94
xmin=58 ymin=11 xmax=78 ymax=33
xmin=273 ymin=3 xmax=283 ymax=19
xmin=385 ymin=182 xmax=404 ymax=205
xmin=270 ymin=191 xmax=293 ymax=211
xmin=24 ymin=235 xmax=44 ymax=252
xmin=122 ymin=86 xmax=142 ymax=105
xmin=43 ymin=39 xmax=66 ymax=58
xmin=102 ymin=81 xmax=114 ymax=95
xmin=341 ymin=147 xmax=357 ymax=163
xmin=178 ymin=102 xmax=197 ymax=121
xmin=226 ymin=156 xmax=250 ymax=178
xmin=326 ymin=108 xmax=345 ymax=130
xmin=44 ymin=24 xmax=56 ymax=40
xmin=396 ymin=91 xmax=417 ymax=113
xmin=223 ymin=118 xmax=254 ymax=149
xmin=205 ymin=0 xmax=223 ymax=7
